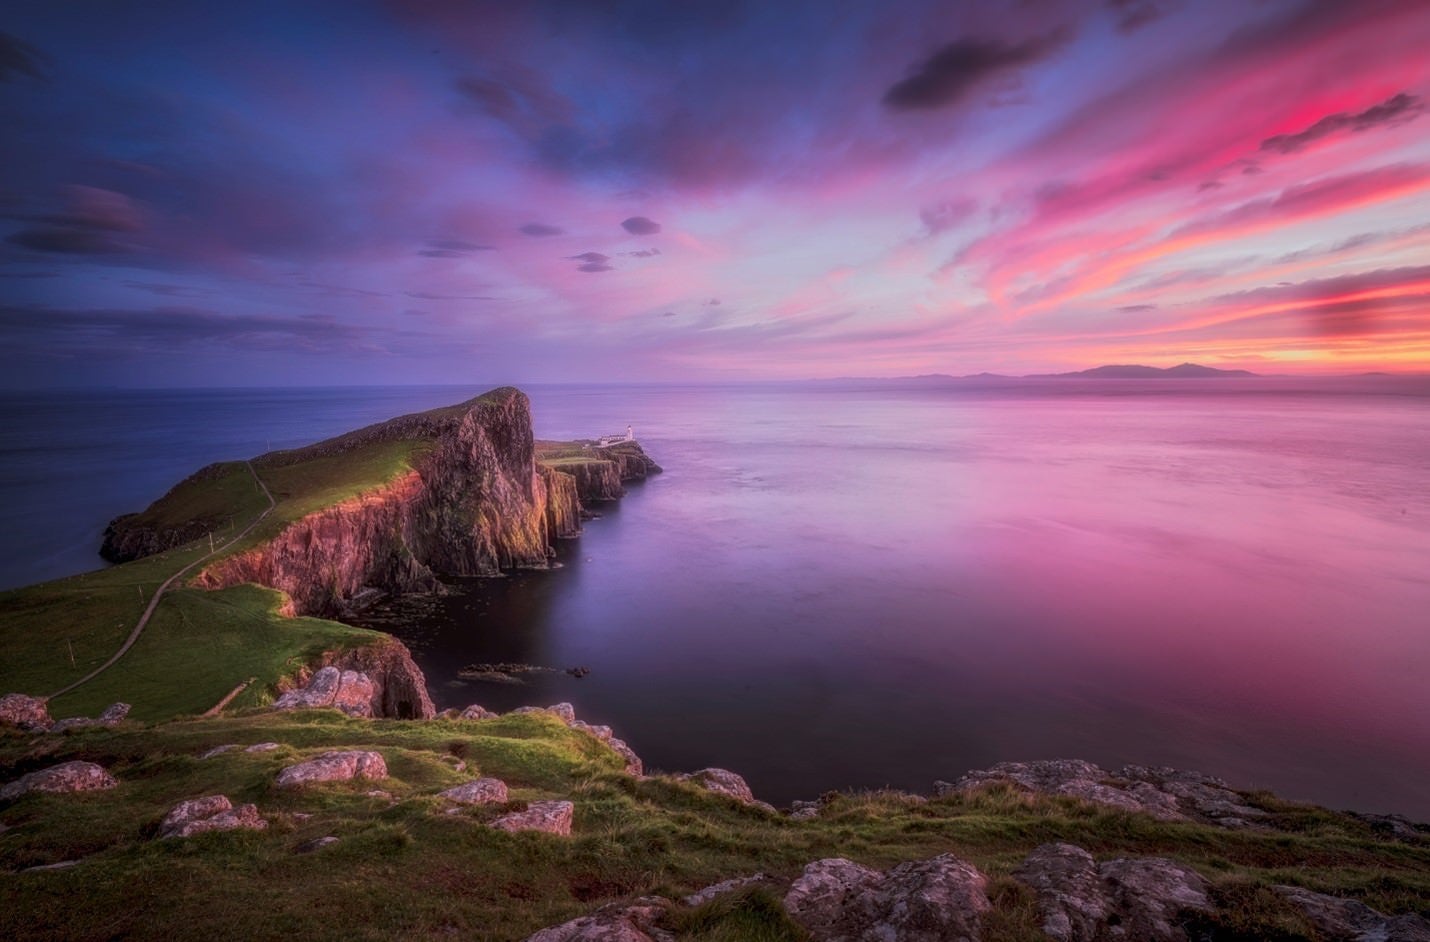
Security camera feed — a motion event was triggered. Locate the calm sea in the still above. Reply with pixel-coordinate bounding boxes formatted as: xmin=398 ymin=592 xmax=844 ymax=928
xmin=2 ymin=380 xmax=1428 ymax=816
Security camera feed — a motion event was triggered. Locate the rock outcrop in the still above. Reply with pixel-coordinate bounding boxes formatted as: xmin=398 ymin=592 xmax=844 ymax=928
xmin=1014 ymin=843 xmax=1212 ymax=942
xmin=676 ymin=768 xmax=766 ymax=808
xmin=1273 ymin=885 xmax=1430 ymax=941
xmin=0 ymin=693 xmax=52 ymax=732
xmin=558 ymin=459 xmax=625 ymax=502
xmin=277 ymin=637 xmax=435 ymax=720
xmin=784 ymin=853 xmax=991 ymax=942
xmin=938 ymin=760 xmax=1266 ymax=827
xmin=508 ymin=703 xmax=644 ymax=776
xmin=526 ymin=899 xmax=673 ymax=942
xmin=491 ymin=800 xmax=574 ymax=835
xmin=1 ymin=760 xmax=118 ymax=800
xmin=541 ymin=465 xmax=583 ymax=538
xmin=439 ymin=777 xmax=508 ymax=805
xmin=159 ymin=795 xmax=267 ymax=839
xmin=48 ymin=702 xmax=131 ymax=733
xmin=275 ymin=750 xmax=388 ymax=787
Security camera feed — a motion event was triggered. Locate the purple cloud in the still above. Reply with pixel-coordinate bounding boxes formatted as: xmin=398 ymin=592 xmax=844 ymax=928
xmin=519 ymin=222 xmax=564 ymax=237
xmin=883 ymin=33 xmax=1067 ymax=111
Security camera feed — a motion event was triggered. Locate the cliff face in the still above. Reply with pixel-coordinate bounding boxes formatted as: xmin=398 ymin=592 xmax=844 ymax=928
xmin=100 ymin=462 xmax=237 ymax=562
xmin=275 ymin=635 xmax=435 ymax=719
xmin=194 ymin=388 xmax=576 ymax=617
xmin=541 ymin=466 xmax=583 ymax=539
xmin=561 ymin=459 xmax=625 ymax=502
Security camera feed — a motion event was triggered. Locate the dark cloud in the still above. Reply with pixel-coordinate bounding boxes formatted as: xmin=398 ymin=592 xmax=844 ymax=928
xmin=294 ymin=281 xmax=389 ymax=298
xmin=621 ymin=215 xmax=661 ymax=235
xmin=704 ymin=297 xmax=721 ymax=306
xmin=1106 ymin=0 xmax=1176 ymax=33
xmin=121 ymin=281 xmax=213 ymax=298
xmin=0 ymin=304 xmax=392 ymax=354
xmin=6 ymin=228 xmax=125 ymax=254
xmin=566 ymin=250 xmax=614 ymax=273
xmin=1261 ymin=93 xmax=1424 ymax=155
xmin=404 ymin=290 xmax=499 ymax=300
xmin=418 ymin=238 xmax=495 ymax=257
xmin=883 ymin=33 xmax=1067 ymax=111
xmin=622 ymin=248 xmax=661 ymax=258
xmin=0 ymin=31 xmax=47 ymax=82
xmin=1117 ymin=303 xmax=1158 ymax=312
xmin=5 ymin=185 xmax=145 ymax=255
xmin=519 ymin=222 xmax=564 ymax=237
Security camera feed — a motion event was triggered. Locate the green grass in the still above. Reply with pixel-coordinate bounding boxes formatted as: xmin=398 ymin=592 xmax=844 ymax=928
xmin=1 ymin=711 xmax=1426 ymax=942
xmin=0 ymin=437 xmax=432 ymax=719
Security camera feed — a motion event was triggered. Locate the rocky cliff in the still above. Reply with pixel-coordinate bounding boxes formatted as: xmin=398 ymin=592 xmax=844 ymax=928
xmin=183 ymin=387 xmax=658 ymax=616
xmin=100 ymin=462 xmax=239 ymax=562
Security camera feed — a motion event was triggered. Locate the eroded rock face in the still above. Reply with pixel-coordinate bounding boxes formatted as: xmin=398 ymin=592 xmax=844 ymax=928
xmin=490 ymin=800 xmax=574 ymax=836
xmin=561 ymin=459 xmax=625 ymax=502
xmin=0 ymin=693 xmax=52 ymax=732
xmin=784 ymin=853 xmax=991 ymax=942
xmin=541 ymin=466 xmax=584 ymax=538
xmin=439 ymin=778 xmax=508 ymax=805
xmin=526 ymin=899 xmax=673 ymax=942
xmin=1014 ymin=843 xmax=1211 ymax=942
xmin=1 ymin=761 xmax=118 ymax=800
xmin=275 ymin=750 xmax=388 ymax=787
xmin=1274 ymin=886 xmax=1430 ymax=941
xmin=940 ymin=760 xmax=1265 ymax=827
xmin=100 ymin=461 xmax=235 ymax=562
xmin=678 ymin=768 xmax=756 ymax=804
xmin=159 ymin=795 xmax=267 ymax=839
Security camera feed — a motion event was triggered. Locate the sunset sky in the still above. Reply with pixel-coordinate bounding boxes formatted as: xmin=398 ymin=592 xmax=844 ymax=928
xmin=3 ymin=0 xmax=1429 ymax=386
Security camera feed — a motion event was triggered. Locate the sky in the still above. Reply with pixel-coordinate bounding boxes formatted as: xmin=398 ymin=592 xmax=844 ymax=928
xmin=2 ymin=0 xmax=1429 ymax=386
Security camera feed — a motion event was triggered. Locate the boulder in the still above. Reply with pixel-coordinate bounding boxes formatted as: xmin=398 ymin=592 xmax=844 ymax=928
xmin=160 ymin=795 xmax=267 ymax=839
xmin=439 ymin=777 xmax=509 ymax=805
xmin=790 ymin=800 xmax=822 ymax=820
xmin=459 ymin=703 xmax=497 ymax=720
xmin=273 ymin=667 xmax=377 ymax=718
xmin=1015 ymin=843 xmax=1211 ymax=942
xmin=0 ymin=693 xmax=53 ymax=731
xmin=48 ymin=702 xmax=133 ymax=733
xmin=490 ymin=800 xmax=574 ymax=836
xmin=606 ymin=737 xmax=644 ymax=777
xmin=526 ymin=899 xmax=673 ymax=942
xmin=296 ymin=836 xmax=340 ymax=853
xmin=245 ymin=742 xmax=280 ymax=753
xmin=98 ymin=702 xmax=131 ymax=724
xmin=677 ymin=768 xmax=755 ymax=804
xmin=784 ymin=853 xmax=990 ymax=942
xmin=1 ymin=761 xmax=118 ymax=800
xmin=275 ymin=750 xmax=388 ymax=787
xmin=1014 ymin=843 xmax=1109 ymax=942
xmin=1274 ymin=885 xmax=1430 ymax=941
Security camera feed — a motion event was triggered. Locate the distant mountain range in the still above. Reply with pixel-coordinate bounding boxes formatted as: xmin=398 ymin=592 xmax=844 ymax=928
xmin=888 ymin=362 xmax=1259 ymax=383
xmin=1033 ymin=362 xmax=1259 ymax=379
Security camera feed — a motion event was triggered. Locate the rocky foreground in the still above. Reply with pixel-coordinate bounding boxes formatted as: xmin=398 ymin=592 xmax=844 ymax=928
xmin=3 ymin=689 xmax=1428 ymax=941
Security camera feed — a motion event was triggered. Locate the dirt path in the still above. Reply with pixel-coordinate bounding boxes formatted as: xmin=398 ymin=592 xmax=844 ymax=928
xmin=48 ymin=461 xmax=276 ymax=702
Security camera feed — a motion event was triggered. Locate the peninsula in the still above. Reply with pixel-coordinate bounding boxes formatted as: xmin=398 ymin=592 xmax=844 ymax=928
xmin=1 ymin=387 xmax=1427 ymax=942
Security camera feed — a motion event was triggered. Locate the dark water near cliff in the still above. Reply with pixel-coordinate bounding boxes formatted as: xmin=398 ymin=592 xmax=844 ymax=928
xmin=2 ymin=380 xmax=1428 ymax=816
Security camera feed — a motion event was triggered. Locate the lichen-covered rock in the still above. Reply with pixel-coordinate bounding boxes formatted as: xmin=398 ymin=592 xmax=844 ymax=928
xmin=276 ymin=638 xmax=434 ymax=720
xmin=526 ymin=899 xmax=673 ymax=942
xmin=1 ymin=761 xmax=118 ymax=800
xmin=1274 ymin=885 xmax=1430 ymax=941
xmin=677 ymin=768 xmax=756 ymax=804
xmin=784 ymin=853 xmax=990 ymax=942
xmin=459 ymin=703 xmax=497 ymax=720
xmin=275 ymin=750 xmax=388 ymax=787
xmin=159 ymin=794 xmax=267 ymax=839
xmin=1100 ymin=857 xmax=1211 ymax=940
xmin=439 ymin=777 xmax=508 ymax=805
xmin=1014 ymin=844 xmax=1211 ymax=942
xmin=941 ymin=760 xmax=1264 ymax=827
xmin=0 ymin=693 xmax=52 ymax=731
xmin=1014 ymin=843 xmax=1109 ymax=942
xmin=491 ymin=800 xmax=574 ymax=836
xmin=274 ymin=666 xmax=375 ymax=717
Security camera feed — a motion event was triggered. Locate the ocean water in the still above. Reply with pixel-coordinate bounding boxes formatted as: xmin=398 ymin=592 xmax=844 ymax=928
xmin=2 ymin=380 xmax=1428 ymax=816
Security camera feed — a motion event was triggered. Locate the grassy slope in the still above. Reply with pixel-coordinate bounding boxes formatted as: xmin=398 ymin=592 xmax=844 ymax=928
xmin=0 ymin=438 xmax=432 ymax=720
xmin=0 ymin=711 xmax=1426 ymax=941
